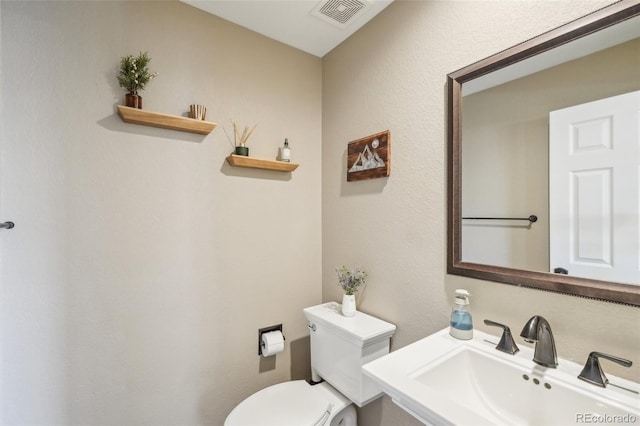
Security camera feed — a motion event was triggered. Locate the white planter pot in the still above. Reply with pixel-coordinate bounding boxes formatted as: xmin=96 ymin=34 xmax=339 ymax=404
xmin=342 ymin=294 xmax=356 ymax=317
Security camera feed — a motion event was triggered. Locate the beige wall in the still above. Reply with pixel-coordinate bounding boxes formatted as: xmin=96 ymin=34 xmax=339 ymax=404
xmin=322 ymin=1 xmax=639 ymax=425
xmin=1 ymin=1 xmax=321 ymax=424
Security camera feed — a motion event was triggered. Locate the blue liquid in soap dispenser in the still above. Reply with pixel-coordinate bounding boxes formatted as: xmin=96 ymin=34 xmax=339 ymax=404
xmin=450 ymin=289 xmax=473 ymax=340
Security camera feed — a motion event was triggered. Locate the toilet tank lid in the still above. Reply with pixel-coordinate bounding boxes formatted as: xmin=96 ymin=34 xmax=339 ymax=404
xmin=304 ymin=302 xmax=396 ymax=345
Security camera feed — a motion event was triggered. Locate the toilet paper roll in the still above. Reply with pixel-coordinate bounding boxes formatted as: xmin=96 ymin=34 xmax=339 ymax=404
xmin=261 ymin=330 xmax=284 ymax=357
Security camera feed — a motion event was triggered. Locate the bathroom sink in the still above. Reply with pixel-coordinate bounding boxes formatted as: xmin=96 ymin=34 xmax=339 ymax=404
xmin=363 ymin=329 xmax=640 ymax=425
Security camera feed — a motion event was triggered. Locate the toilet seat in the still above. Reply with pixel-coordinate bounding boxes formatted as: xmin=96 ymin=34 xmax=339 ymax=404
xmin=224 ymin=380 xmax=351 ymax=426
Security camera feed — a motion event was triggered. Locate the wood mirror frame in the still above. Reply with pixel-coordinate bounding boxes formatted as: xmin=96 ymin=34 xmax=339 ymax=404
xmin=447 ymin=1 xmax=640 ymax=307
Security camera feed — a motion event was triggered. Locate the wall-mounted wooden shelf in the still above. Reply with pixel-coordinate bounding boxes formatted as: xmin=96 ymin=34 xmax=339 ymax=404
xmin=226 ymin=155 xmax=299 ymax=172
xmin=117 ymin=105 xmax=217 ymax=135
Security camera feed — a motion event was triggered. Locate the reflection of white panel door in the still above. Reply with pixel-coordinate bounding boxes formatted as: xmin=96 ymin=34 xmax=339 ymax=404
xmin=549 ymin=90 xmax=639 ymax=285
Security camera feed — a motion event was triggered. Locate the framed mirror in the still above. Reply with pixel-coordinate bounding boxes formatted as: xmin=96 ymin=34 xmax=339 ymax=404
xmin=447 ymin=0 xmax=640 ymax=306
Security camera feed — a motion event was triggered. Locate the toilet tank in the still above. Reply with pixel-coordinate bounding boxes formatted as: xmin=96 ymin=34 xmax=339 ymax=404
xmin=303 ymin=302 xmax=396 ymax=407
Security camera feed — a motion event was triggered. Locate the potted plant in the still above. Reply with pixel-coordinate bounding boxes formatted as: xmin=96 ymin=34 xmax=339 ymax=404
xmin=336 ymin=265 xmax=367 ymax=317
xmin=117 ymin=51 xmax=158 ymax=109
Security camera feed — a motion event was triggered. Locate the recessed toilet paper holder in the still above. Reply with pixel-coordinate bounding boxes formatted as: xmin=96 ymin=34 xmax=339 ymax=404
xmin=258 ymin=324 xmax=285 ymax=356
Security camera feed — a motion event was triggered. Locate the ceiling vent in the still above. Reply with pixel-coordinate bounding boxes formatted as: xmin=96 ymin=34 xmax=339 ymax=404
xmin=311 ymin=0 xmax=371 ymax=28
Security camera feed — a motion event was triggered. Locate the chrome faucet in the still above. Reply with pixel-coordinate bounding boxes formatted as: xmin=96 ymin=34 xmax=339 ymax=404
xmin=520 ymin=315 xmax=558 ymax=368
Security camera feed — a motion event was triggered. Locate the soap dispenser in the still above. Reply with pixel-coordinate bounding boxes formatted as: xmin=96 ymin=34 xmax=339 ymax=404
xmin=449 ymin=289 xmax=473 ymax=340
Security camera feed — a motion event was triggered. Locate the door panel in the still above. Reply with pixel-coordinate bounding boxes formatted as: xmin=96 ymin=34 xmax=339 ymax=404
xmin=549 ymin=90 xmax=639 ymax=285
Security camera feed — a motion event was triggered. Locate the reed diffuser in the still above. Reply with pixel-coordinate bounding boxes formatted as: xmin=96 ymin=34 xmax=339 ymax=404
xmin=224 ymin=121 xmax=257 ymax=156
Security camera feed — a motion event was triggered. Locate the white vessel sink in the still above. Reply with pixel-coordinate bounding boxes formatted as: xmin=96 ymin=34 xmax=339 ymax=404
xmin=363 ymin=328 xmax=640 ymax=425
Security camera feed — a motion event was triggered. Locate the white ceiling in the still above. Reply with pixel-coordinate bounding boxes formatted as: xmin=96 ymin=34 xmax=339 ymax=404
xmin=180 ymin=0 xmax=394 ymax=57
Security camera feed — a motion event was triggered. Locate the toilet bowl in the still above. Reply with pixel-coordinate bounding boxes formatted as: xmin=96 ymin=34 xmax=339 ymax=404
xmin=224 ymin=380 xmax=357 ymax=426
xmin=224 ymin=302 xmax=396 ymax=426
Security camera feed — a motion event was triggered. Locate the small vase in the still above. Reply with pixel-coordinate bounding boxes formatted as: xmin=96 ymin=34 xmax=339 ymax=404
xmin=342 ymin=294 xmax=356 ymax=317
xmin=125 ymin=92 xmax=142 ymax=109
xmin=235 ymin=145 xmax=249 ymax=156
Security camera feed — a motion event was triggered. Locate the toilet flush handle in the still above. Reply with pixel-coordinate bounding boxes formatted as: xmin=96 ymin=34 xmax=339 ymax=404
xmin=308 ymin=322 xmax=316 ymax=332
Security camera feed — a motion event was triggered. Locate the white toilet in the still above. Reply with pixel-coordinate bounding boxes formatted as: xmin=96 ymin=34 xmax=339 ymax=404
xmin=225 ymin=302 xmax=396 ymax=426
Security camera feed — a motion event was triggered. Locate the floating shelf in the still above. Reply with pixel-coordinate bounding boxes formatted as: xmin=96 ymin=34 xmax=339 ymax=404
xmin=226 ymin=155 xmax=299 ymax=172
xmin=117 ymin=105 xmax=216 ymax=135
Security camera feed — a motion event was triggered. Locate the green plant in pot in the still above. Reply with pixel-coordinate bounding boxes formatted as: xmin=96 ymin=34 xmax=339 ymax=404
xmin=117 ymin=51 xmax=158 ymax=109
xmin=336 ymin=265 xmax=367 ymax=317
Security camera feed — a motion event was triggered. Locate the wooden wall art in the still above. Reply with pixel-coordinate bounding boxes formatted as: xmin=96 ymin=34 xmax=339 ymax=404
xmin=347 ymin=130 xmax=391 ymax=182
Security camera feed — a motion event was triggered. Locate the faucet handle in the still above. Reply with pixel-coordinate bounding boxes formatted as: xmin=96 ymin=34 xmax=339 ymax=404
xmin=578 ymin=351 xmax=633 ymax=388
xmin=484 ymin=319 xmax=520 ymax=355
